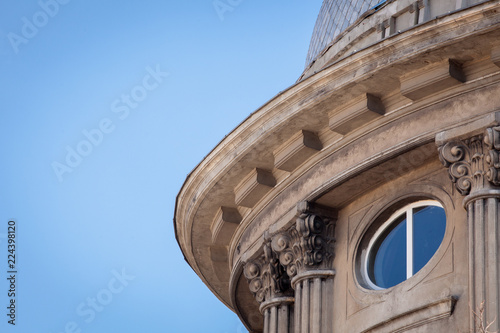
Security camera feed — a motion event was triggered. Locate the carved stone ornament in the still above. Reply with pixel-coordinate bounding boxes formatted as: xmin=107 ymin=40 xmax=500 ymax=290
xmin=271 ymin=212 xmax=336 ymax=278
xmin=243 ymin=203 xmax=336 ymax=302
xmin=438 ymin=127 xmax=500 ymax=196
xmin=243 ymin=242 xmax=291 ymax=304
xmin=484 ymin=126 xmax=500 ymax=186
xmin=438 ymin=135 xmax=486 ymax=196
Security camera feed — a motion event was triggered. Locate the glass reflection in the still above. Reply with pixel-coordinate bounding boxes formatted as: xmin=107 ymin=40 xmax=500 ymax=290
xmin=413 ymin=206 xmax=446 ymax=274
xmin=371 ymin=214 xmax=407 ymax=289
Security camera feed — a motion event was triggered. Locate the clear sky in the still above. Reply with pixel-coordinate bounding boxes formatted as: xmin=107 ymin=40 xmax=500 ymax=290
xmin=0 ymin=1 xmax=322 ymax=332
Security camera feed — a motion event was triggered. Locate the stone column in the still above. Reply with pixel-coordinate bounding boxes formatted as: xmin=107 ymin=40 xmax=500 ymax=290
xmin=271 ymin=203 xmax=336 ymax=333
xmin=259 ymin=297 xmax=294 ymax=333
xmin=438 ymin=126 xmax=500 ymax=332
xmin=244 ymin=242 xmax=294 ymax=333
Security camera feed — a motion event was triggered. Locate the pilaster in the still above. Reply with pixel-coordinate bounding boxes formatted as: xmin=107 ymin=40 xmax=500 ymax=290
xmin=438 ymin=122 xmax=500 ymax=332
xmin=271 ymin=203 xmax=336 ymax=333
xmin=244 ymin=241 xmax=294 ymax=333
xmin=243 ymin=202 xmax=336 ymax=333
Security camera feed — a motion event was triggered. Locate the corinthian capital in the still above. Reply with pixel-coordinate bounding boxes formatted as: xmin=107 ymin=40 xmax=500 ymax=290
xmin=438 ymin=135 xmax=485 ymax=196
xmin=243 ymin=242 xmax=291 ymax=304
xmin=484 ymin=126 xmax=500 ymax=186
xmin=271 ymin=203 xmax=336 ymax=278
xmin=438 ymin=126 xmax=500 ymax=196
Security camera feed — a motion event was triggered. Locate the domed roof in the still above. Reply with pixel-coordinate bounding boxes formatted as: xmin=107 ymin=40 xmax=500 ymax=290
xmin=306 ymin=0 xmax=385 ymax=66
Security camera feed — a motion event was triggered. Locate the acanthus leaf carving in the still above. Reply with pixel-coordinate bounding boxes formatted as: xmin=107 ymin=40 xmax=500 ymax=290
xmin=271 ymin=233 xmax=297 ymax=278
xmin=243 ymin=241 xmax=291 ymax=304
xmin=438 ymin=141 xmax=473 ymax=195
xmin=438 ymin=126 xmax=500 ymax=196
xmin=244 ymin=202 xmax=336 ymax=300
xmin=438 ymin=136 xmax=485 ymax=196
xmin=485 ymin=126 xmax=500 ymax=186
xmin=271 ymin=211 xmax=335 ymax=278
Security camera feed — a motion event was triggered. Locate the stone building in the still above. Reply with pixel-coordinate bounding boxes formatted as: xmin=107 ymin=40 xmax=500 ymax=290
xmin=174 ymin=0 xmax=500 ymax=331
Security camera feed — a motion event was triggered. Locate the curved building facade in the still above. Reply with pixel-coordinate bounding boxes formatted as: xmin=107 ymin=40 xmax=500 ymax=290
xmin=175 ymin=0 xmax=500 ymax=332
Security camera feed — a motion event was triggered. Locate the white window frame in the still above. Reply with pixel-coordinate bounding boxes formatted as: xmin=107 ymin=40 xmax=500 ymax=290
xmin=362 ymin=200 xmax=444 ymax=290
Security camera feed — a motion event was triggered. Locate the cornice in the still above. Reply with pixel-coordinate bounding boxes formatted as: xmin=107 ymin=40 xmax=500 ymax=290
xmin=300 ymin=0 xmax=500 ymax=80
xmin=173 ymin=2 xmax=500 ymax=311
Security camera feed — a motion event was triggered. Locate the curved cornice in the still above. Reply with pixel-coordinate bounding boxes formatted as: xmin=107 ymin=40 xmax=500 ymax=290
xmin=174 ymin=0 xmax=500 ymax=312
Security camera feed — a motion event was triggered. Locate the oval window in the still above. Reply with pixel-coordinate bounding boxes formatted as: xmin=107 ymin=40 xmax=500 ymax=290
xmin=364 ymin=200 xmax=446 ymax=289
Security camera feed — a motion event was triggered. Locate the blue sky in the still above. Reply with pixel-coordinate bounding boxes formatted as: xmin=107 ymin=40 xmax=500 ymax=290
xmin=0 ymin=1 xmax=321 ymax=332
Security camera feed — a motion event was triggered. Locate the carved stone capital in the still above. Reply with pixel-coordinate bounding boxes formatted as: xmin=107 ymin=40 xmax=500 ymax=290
xmin=438 ymin=126 xmax=500 ymax=197
xmin=271 ymin=206 xmax=336 ymax=279
xmin=484 ymin=126 xmax=500 ymax=186
xmin=438 ymin=135 xmax=486 ymax=196
xmin=244 ymin=202 xmax=336 ymax=301
xmin=243 ymin=241 xmax=292 ymax=304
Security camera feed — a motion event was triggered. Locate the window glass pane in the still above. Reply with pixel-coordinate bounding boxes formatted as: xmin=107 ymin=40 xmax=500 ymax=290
xmin=413 ymin=206 xmax=446 ymax=274
xmin=371 ymin=215 xmax=407 ymax=288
